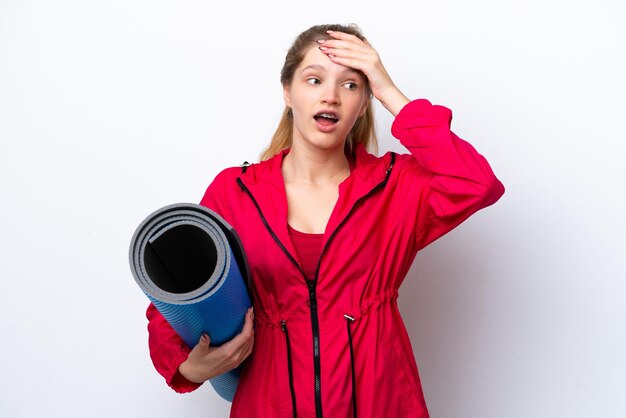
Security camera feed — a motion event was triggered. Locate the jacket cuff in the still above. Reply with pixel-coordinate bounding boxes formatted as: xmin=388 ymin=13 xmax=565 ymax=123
xmin=391 ymin=99 xmax=452 ymax=139
xmin=165 ymin=345 xmax=203 ymax=393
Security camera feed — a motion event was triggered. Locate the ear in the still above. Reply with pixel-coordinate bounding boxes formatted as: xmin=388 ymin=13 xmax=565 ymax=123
xmin=283 ymin=84 xmax=292 ymax=108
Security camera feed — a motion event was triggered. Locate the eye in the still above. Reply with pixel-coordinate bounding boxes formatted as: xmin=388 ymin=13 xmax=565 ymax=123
xmin=343 ymin=82 xmax=358 ymax=91
xmin=306 ymin=77 xmax=321 ymax=85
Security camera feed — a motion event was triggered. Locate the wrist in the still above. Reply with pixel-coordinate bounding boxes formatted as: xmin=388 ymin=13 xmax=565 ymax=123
xmin=377 ymin=86 xmax=410 ymax=117
xmin=178 ymin=359 xmax=206 ymax=384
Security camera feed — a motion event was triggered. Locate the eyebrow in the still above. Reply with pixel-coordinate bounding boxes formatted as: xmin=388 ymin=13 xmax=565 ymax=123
xmin=300 ymin=64 xmax=360 ymax=75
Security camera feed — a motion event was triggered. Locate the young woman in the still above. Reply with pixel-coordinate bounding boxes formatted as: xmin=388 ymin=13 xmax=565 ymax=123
xmin=146 ymin=23 xmax=505 ymax=418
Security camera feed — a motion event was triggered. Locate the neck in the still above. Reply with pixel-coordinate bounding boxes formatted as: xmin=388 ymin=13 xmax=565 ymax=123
xmin=282 ymin=142 xmax=350 ymax=186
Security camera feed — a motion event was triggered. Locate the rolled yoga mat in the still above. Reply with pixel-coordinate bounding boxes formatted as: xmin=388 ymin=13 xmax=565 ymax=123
xmin=129 ymin=203 xmax=252 ymax=402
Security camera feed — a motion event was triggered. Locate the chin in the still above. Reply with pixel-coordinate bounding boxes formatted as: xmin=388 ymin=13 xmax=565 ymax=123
xmin=309 ymin=137 xmax=346 ymax=152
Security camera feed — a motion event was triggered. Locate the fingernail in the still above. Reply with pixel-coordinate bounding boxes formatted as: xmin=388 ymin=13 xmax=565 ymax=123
xmin=328 ymin=54 xmax=335 ymax=58
xmin=326 ymin=30 xmax=333 ymax=33
xmin=316 ymin=39 xmax=325 ymax=44
xmin=319 ymin=46 xmax=328 ymax=51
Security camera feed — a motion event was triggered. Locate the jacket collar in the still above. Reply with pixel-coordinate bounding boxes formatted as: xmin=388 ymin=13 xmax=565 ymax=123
xmin=237 ymin=143 xmax=392 ymax=263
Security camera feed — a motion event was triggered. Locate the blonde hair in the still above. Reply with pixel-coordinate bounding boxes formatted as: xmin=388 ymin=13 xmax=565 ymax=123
xmin=259 ymin=23 xmax=378 ymax=161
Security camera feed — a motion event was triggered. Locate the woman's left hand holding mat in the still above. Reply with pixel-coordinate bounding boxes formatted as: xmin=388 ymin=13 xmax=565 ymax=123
xmin=178 ymin=308 xmax=255 ymax=384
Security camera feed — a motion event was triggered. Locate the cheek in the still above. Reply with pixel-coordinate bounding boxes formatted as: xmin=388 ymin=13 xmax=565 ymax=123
xmin=289 ymin=86 xmax=314 ymax=111
xmin=345 ymin=94 xmax=367 ymax=118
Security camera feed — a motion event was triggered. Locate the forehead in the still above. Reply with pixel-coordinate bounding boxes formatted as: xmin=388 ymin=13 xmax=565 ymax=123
xmin=297 ymin=46 xmax=365 ymax=79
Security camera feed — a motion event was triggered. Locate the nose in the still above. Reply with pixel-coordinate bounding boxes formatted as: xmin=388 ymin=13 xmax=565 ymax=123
xmin=321 ymin=83 xmax=340 ymax=105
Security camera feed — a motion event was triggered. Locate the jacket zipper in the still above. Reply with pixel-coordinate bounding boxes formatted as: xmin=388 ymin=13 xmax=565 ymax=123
xmin=236 ymin=152 xmax=395 ymax=417
xmin=306 ymin=278 xmax=322 ymax=417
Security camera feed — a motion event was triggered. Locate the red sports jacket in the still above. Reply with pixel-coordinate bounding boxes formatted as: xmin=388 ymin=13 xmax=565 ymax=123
xmin=146 ymin=99 xmax=505 ymax=417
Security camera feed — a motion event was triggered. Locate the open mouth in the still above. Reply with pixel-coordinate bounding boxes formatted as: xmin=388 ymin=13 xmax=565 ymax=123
xmin=314 ymin=112 xmax=339 ymax=126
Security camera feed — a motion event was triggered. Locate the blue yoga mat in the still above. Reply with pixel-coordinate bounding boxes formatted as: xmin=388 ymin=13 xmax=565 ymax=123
xmin=129 ymin=203 xmax=252 ymax=401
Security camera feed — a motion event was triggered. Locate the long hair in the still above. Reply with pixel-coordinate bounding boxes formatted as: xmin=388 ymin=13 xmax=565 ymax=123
xmin=259 ymin=23 xmax=378 ymax=161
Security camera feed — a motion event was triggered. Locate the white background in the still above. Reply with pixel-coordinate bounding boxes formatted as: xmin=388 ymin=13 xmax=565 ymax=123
xmin=1 ymin=1 xmax=625 ymax=417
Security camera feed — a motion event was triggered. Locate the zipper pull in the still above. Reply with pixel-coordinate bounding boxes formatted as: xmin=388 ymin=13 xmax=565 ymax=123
xmin=307 ymin=281 xmax=316 ymax=303
xmin=281 ymin=319 xmax=287 ymax=332
xmin=386 ymin=152 xmax=396 ymax=175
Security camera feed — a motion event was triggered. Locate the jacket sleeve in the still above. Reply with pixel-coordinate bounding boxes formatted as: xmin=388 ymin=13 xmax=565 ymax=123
xmin=390 ymin=99 xmax=505 ymax=251
xmin=146 ymin=303 xmax=202 ymax=393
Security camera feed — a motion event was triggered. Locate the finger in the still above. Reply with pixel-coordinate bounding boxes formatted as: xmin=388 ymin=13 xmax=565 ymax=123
xmin=240 ymin=340 xmax=254 ymax=363
xmin=197 ymin=333 xmax=211 ymax=352
xmin=325 ymin=55 xmax=365 ymax=72
xmin=326 ymin=31 xmax=374 ymax=52
xmin=234 ymin=312 xmax=255 ymax=359
xmin=242 ymin=307 xmax=254 ymax=333
xmin=319 ymin=47 xmax=370 ymax=63
xmin=326 ymin=30 xmax=364 ymax=44
xmin=238 ymin=334 xmax=255 ymax=364
xmin=245 ymin=335 xmax=255 ymax=355
xmin=318 ymin=39 xmax=370 ymax=54
xmin=321 ymin=50 xmax=374 ymax=74
xmin=194 ymin=333 xmax=207 ymax=346
xmin=318 ymin=43 xmax=376 ymax=62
